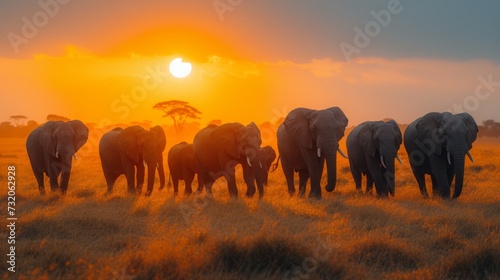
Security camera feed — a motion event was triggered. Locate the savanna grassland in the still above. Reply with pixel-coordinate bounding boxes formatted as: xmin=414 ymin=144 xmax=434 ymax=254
xmin=0 ymin=136 xmax=499 ymax=280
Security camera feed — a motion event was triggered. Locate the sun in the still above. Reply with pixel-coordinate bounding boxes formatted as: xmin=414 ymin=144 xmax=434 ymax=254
xmin=169 ymin=58 xmax=192 ymax=78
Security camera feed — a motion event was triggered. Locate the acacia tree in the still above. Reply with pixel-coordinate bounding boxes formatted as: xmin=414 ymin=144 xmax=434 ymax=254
xmin=9 ymin=115 xmax=27 ymax=127
xmin=47 ymin=114 xmax=70 ymax=122
xmin=153 ymin=100 xmax=202 ymax=134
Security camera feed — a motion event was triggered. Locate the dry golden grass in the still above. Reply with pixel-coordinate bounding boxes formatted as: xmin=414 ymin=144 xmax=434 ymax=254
xmin=0 ymin=137 xmax=499 ymax=279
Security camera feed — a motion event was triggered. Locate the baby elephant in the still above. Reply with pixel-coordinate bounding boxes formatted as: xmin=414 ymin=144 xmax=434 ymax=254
xmin=346 ymin=119 xmax=402 ymax=197
xmin=167 ymin=142 xmax=202 ymax=196
xmin=257 ymin=145 xmax=277 ymax=186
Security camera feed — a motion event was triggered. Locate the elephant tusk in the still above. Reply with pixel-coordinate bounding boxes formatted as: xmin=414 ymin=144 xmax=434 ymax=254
xmin=157 ymin=162 xmax=160 ymax=168
xmin=73 ymin=154 xmax=78 ymax=160
xmin=447 ymin=152 xmax=451 ymax=165
xmin=247 ymin=157 xmax=252 ymax=167
xmin=259 ymin=161 xmax=262 ymax=168
xmin=380 ymin=155 xmax=387 ymax=169
xmin=143 ymin=160 xmax=147 ymax=167
xmin=396 ymin=155 xmax=402 ymax=164
xmin=317 ymin=148 xmax=321 ymax=158
xmin=338 ymin=148 xmax=348 ymax=159
xmin=55 ymin=150 xmax=59 ymax=158
xmin=466 ymin=151 xmax=474 ymax=163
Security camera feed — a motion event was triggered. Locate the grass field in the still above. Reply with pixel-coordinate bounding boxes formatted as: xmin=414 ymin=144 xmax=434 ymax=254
xmin=0 ymin=136 xmax=499 ymax=279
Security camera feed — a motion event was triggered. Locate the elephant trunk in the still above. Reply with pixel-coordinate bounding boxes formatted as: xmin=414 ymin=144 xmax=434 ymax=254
xmin=324 ymin=150 xmax=337 ymax=192
xmin=251 ymin=157 xmax=265 ymax=198
xmin=58 ymin=147 xmax=75 ymax=195
xmin=383 ymin=154 xmax=396 ymax=196
xmin=145 ymin=162 xmax=156 ymax=196
xmin=452 ymin=154 xmax=465 ymax=199
xmin=157 ymin=154 xmax=165 ymax=190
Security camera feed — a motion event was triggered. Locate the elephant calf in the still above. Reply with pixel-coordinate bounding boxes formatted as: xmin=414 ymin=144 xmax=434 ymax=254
xmin=26 ymin=120 xmax=89 ymax=195
xmin=257 ymin=145 xmax=277 ymax=186
xmin=99 ymin=125 xmax=166 ymax=196
xmin=346 ymin=120 xmax=402 ymax=197
xmin=167 ymin=141 xmax=202 ymax=196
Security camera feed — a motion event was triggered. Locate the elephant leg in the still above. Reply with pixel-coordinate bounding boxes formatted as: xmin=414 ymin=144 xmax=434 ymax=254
xmin=242 ymin=163 xmax=257 ymax=198
xmin=136 ymin=163 xmax=145 ymax=195
xmin=446 ymin=166 xmax=455 ymax=188
xmin=298 ymin=169 xmax=309 ymax=198
xmin=224 ymin=169 xmax=238 ymax=198
xmin=205 ymin=180 xmax=214 ymax=197
xmin=371 ymin=170 xmax=387 ymax=197
xmin=172 ymin=176 xmax=180 ymax=195
xmin=185 ymin=174 xmax=195 ymax=195
xmin=366 ymin=173 xmax=374 ymax=194
xmin=429 ymin=158 xmax=450 ymax=198
xmin=195 ymin=174 xmax=204 ymax=193
xmin=124 ymin=164 xmax=136 ymax=195
xmin=281 ymin=156 xmax=296 ymax=196
xmin=430 ymin=174 xmax=438 ymax=194
xmin=350 ymin=164 xmax=363 ymax=193
xmin=34 ymin=171 xmax=46 ymax=195
xmin=104 ymin=173 xmax=120 ymax=195
xmin=307 ymin=159 xmax=322 ymax=199
xmin=411 ymin=166 xmax=428 ymax=198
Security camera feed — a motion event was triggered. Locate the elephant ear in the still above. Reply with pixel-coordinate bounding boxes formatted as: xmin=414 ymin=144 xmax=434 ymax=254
xmin=264 ymin=146 xmax=277 ymax=166
xmin=211 ymin=123 xmax=240 ymax=158
xmin=68 ymin=120 xmax=89 ymax=152
xmin=416 ymin=112 xmax=445 ymax=156
xmin=358 ymin=122 xmax=376 ymax=157
xmin=326 ymin=107 xmax=349 ymax=139
xmin=118 ymin=126 xmax=145 ymax=162
xmin=39 ymin=121 xmax=58 ymax=158
xmin=150 ymin=125 xmax=166 ymax=152
xmin=284 ymin=108 xmax=314 ymax=149
xmin=386 ymin=119 xmax=402 ymax=147
xmin=247 ymin=122 xmax=262 ymax=144
xmin=457 ymin=113 xmax=478 ymax=149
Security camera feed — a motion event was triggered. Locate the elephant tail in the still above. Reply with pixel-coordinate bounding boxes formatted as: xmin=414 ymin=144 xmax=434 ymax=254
xmin=271 ymin=156 xmax=280 ymax=173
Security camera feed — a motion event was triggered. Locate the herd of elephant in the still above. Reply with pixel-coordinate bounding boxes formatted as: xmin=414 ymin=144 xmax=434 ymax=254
xmin=26 ymin=107 xmax=479 ymax=200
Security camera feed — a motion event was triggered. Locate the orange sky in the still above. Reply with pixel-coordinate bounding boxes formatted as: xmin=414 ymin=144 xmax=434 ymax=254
xmin=1 ymin=1 xmax=499 ymax=128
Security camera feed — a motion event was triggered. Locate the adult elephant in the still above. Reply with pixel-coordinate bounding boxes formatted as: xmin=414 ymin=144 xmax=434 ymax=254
xmin=99 ymin=125 xmax=166 ymax=196
xmin=167 ymin=142 xmax=202 ymax=196
xmin=257 ymin=145 xmax=277 ymax=186
xmin=404 ymin=112 xmax=478 ymax=199
xmin=346 ymin=119 xmax=402 ymax=197
xmin=26 ymin=120 xmax=89 ymax=195
xmin=193 ymin=123 xmax=264 ymax=198
xmin=277 ymin=107 xmax=348 ymax=199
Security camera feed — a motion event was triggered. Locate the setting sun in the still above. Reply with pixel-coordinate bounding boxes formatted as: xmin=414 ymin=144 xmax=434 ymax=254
xmin=169 ymin=58 xmax=192 ymax=78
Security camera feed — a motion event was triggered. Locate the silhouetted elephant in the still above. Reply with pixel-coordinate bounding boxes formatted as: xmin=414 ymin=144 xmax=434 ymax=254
xmin=26 ymin=120 xmax=89 ymax=195
xmin=346 ymin=119 xmax=402 ymax=197
xmin=277 ymin=107 xmax=348 ymax=199
xmin=99 ymin=125 xmax=166 ymax=196
xmin=167 ymin=142 xmax=202 ymax=196
xmin=404 ymin=112 xmax=478 ymax=199
xmin=257 ymin=145 xmax=277 ymax=186
xmin=193 ymin=123 xmax=264 ymax=198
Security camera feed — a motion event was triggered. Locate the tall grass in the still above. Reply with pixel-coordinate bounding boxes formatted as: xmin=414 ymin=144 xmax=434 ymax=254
xmin=0 ymin=138 xmax=499 ymax=279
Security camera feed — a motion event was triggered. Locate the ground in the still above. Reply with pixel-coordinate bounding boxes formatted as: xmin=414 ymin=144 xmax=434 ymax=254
xmin=0 ymin=137 xmax=499 ymax=279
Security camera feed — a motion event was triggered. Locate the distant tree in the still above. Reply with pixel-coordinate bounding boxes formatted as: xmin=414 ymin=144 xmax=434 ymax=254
xmin=9 ymin=115 xmax=27 ymax=127
xmin=153 ymin=100 xmax=202 ymax=134
xmin=47 ymin=114 xmax=70 ymax=122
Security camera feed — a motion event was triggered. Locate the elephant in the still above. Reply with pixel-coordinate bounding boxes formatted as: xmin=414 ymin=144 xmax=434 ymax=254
xmin=257 ymin=145 xmax=277 ymax=186
xmin=193 ymin=122 xmax=264 ymax=198
xmin=167 ymin=141 xmax=202 ymax=196
xmin=404 ymin=112 xmax=478 ymax=199
xmin=99 ymin=125 xmax=166 ymax=196
xmin=277 ymin=107 xmax=348 ymax=199
xmin=346 ymin=119 xmax=402 ymax=197
xmin=26 ymin=120 xmax=89 ymax=195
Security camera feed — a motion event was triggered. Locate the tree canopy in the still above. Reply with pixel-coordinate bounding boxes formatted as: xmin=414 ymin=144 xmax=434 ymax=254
xmin=153 ymin=100 xmax=202 ymax=134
